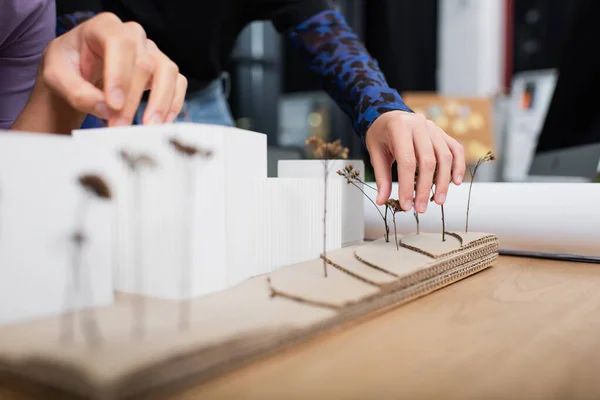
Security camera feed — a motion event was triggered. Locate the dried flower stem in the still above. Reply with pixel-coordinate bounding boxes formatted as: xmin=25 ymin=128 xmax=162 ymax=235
xmin=465 ymin=151 xmax=496 ymax=233
xmin=441 ymin=204 xmax=446 ymax=241
xmin=132 ymin=168 xmax=144 ymax=339
xmin=347 ymin=180 xmax=390 ymax=242
xmin=384 ymin=199 xmax=403 ymax=250
xmin=430 ymin=188 xmax=446 ymax=242
xmin=61 ymin=191 xmax=103 ymax=348
xmin=337 ymin=165 xmax=390 ymax=242
xmin=179 ymin=161 xmax=196 ymax=330
xmin=392 ymin=212 xmax=399 ymax=250
xmin=413 ymin=211 xmax=420 ymax=234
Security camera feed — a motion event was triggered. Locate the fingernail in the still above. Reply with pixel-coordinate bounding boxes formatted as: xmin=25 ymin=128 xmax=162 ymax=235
xmin=113 ymin=117 xmax=130 ymax=127
xmin=148 ymin=113 xmax=162 ymax=125
xmin=455 ymin=175 xmax=463 ymax=184
xmin=417 ymin=202 xmax=427 ymax=213
xmin=109 ymin=89 xmax=125 ymax=109
xmin=402 ymin=200 xmax=413 ymax=211
xmin=438 ymin=193 xmax=446 ymax=203
xmin=94 ymin=102 xmax=111 ymax=119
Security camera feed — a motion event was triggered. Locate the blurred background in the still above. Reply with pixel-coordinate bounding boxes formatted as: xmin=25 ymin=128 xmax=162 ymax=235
xmin=58 ymin=0 xmax=600 ymax=183
xmin=226 ymin=0 xmax=593 ymax=182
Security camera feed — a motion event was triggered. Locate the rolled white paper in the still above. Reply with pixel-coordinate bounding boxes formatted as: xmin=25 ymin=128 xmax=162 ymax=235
xmin=363 ymin=182 xmax=600 ymax=257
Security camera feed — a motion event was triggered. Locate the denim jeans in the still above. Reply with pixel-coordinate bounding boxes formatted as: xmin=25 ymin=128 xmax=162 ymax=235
xmin=135 ymin=72 xmax=235 ymax=126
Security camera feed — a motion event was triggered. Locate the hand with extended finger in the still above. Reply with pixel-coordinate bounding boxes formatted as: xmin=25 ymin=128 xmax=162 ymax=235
xmin=365 ymin=110 xmax=466 ymax=213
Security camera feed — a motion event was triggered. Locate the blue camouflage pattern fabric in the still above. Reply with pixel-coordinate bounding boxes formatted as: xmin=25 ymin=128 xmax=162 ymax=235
xmin=288 ymin=9 xmax=413 ymax=143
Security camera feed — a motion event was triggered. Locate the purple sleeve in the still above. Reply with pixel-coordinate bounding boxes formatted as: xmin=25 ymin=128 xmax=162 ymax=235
xmin=0 ymin=0 xmax=56 ymax=129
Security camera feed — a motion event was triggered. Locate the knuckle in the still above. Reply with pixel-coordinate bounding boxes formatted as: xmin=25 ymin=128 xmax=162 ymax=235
xmin=399 ymin=156 xmax=416 ymax=170
xmin=145 ymin=39 xmax=159 ymax=55
xmin=167 ymin=60 xmax=179 ymax=76
xmin=420 ymin=155 xmax=437 ymax=171
xmin=440 ymin=151 xmax=453 ymax=165
xmin=95 ymin=12 xmax=121 ymax=25
xmin=123 ymin=21 xmax=147 ymax=39
xmin=136 ymin=56 xmax=155 ymax=76
xmin=178 ymin=74 xmax=188 ymax=90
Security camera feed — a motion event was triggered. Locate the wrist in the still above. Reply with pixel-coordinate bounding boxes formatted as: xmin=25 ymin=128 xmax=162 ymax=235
xmin=11 ymin=72 xmax=86 ymax=134
xmin=360 ymin=102 xmax=414 ymax=140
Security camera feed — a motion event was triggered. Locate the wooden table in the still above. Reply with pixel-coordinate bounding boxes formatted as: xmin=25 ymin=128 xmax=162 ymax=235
xmin=3 ymin=255 xmax=600 ymax=399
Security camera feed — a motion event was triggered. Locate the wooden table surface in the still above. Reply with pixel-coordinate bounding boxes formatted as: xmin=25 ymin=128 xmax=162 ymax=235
xmin=3 ymin=255 xmax=600 ymax=399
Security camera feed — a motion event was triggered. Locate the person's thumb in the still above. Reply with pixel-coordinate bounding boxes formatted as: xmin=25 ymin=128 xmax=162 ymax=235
xmin=41 ymin=48 xmax=110 ymax=119
xmin=369 ymin=146 xmax=392 ymax=205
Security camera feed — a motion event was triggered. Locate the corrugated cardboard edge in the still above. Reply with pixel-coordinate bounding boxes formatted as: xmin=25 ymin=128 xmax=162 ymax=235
xmin=0 ymin=253 xmax=498 ymax=399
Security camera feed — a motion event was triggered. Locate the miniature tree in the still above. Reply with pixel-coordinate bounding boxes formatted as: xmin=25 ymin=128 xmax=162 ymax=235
xmin=465 ymin=151 xmax=496 ymax=232
xmin=61 ymin=174 xmax=112 ymax=348
xmin=306 ymin=136 xmax=349 ymax=278
xmin=168 ymin=137 xmax=213 ymax=331
xmin=119 ymin=150 xmax=156 ymax=339
xmin=337 ymin=164 xmax=390 ymax=242
xmin=384 ymin=199 xmax=404 ymax=250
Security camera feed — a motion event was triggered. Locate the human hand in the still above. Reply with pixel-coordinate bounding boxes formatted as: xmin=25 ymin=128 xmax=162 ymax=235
xmin=365 ymin=110 xmax=466 ymax=213
xmin=39 ymin=12 xmax=187 ymax=127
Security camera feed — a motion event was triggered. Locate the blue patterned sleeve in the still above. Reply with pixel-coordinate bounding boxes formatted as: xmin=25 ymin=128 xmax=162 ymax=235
xmin=287 ymin=9 xmax=413 ymax=142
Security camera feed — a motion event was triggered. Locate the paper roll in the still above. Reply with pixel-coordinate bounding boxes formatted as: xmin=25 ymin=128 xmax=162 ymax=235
xmin=363 ymin=182 xmax=600 ymax=257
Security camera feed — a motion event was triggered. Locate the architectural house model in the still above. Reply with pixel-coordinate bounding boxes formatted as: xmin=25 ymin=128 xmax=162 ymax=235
xmin=72 ymin=123 xmax=343 ymax=299
xmin=0 ymin=125 xmax=500 ymax=399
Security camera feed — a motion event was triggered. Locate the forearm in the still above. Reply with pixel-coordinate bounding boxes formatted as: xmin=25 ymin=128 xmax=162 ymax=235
xmin=287 ymin=10 xmax=412 ymax=141
xmin=11 ymin=79 xmax=86 ymax=134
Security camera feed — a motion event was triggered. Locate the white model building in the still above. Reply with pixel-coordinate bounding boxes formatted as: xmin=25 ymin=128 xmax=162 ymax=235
xmin=73 ymin=123 xmax=346 ymax=300
xmin=0 ymin=132 xmax=115 ymax=325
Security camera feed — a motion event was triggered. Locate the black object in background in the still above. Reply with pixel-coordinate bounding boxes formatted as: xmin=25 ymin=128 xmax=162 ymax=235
xmin=512 ymin=0 xmax=576 ymax=74
xmin=56 ymin=0 xmax=103 ymax=14
xmin=364 ymin=0 xmax=438 ymax=93
xmin=535 ymin=0 xmax=600 ymax=153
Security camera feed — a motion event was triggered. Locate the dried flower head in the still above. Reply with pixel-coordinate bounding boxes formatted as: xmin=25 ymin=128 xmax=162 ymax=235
xmin=306 ymin=136 xmax=349 ymax=160
xmin=78 ymin=174 xmax=112 ymax=199
xmin=479 ymin=151 xmax=496 ymax=163
xmin=119 ymin=150 xmax=157 ymax=170
xmin=169 ymin=138 xmax=213 ymax=158
xmin=71 ymin=231 xmax=86 ymax=245
xmin=385 ymin=198 xmax=403 ymax=213
xmin=337 ymin=165 xmax=361 ymax=184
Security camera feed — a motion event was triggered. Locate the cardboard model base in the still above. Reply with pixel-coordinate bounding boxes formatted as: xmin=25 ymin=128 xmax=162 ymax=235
xmin=0 ymin=232 xmax=498 ymax=399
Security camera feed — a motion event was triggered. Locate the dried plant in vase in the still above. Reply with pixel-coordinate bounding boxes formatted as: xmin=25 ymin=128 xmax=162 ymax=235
xmin=337 ymin=164 xmax=390 ymax=242
xmin=119 ymin=150 xmax=156 ymax=339
xmin=61 ymin=174 xmax=112 ymax=348
xmin=168 ymin=137 xmax=213 ymax=331
xmin=465 ymin=151 xmax=496 ymax=232
xmin=384 ymin=199 xmax=404 ymax=250
xmin=306 ymin=136 xmax=349 ymax=278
